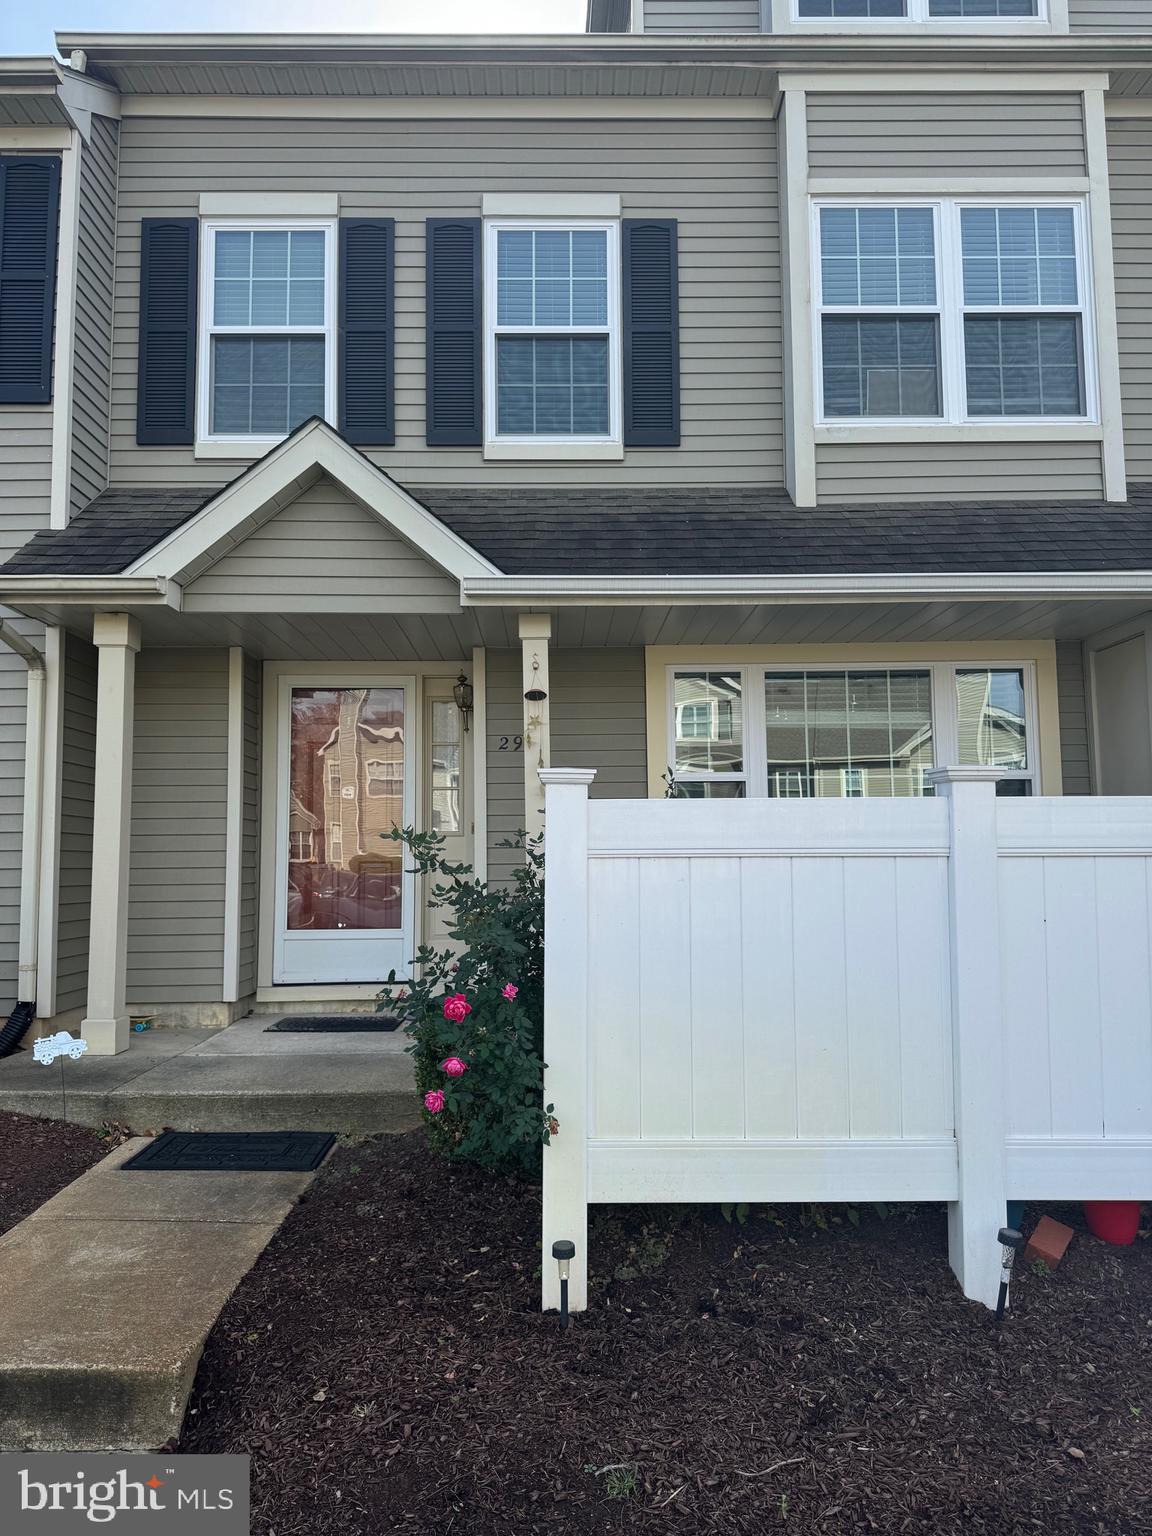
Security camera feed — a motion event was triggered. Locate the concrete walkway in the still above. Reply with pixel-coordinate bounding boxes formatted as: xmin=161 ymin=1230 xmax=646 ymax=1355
xmin=0 ymin=1134 xmax=323 ymax=1450
xmin=0 ymin=1017 xmax=419 ymax=1133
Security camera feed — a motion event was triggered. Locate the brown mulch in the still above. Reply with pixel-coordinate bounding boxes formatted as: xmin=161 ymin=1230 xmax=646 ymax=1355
xmin=0 ymin=1108 xmax=109 ymax=1236
xmin=181 ymin=1132 xmax=1151 ymax=1536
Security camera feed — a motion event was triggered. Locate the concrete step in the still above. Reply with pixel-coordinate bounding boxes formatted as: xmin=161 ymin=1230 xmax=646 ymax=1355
xmin=0 ymin=1137 xmax=320 ymax=1451
xmin=0 ymin=1020 xmax=420 ymax=1134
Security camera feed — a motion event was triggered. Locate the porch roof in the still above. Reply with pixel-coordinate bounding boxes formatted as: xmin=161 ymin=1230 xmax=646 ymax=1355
xmin=7 ymin=479 xmax=1152 ymax=581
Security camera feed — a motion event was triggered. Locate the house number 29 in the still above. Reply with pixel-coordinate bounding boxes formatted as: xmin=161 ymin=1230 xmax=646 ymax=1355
xmin=497 ymin=735 xmax=524 ymax=751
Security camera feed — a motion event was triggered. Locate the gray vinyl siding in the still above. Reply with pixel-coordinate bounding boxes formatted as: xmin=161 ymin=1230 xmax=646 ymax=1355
xmin=641 ymin=0 xmax=761 ymax=31
xmin=1069 ymin=1 xmax=1152 ymax=29
xmin=110 ymin=116 xmax=781 ymax=489
xmin=181 ymin=476 xmax=462 ymax=612
xmin=1107 ymin=118 xmax=1152 ymax=481
xmin=239 ymin=652 xmax=260 ymax=999
xmin=485 ymin=648 xmax=648 ymax=883
xmin=70 ymin=115 xmax=119 ymax=517
xmin=127 ymin=649 xmax=230 ymax=1004
xmin=55 ymin=634 xmax=97 ymax=1015
xmin=806 ymin=94 xmax=1087 ymax=177
xmin=1056 ymin=640 xmax=1092 ymax=797
xmin=815 ymin=440 xmax=1105 ymax=503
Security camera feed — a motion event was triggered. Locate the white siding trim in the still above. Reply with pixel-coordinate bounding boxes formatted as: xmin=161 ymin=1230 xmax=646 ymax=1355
xmin=779 ymin=71 xmax=1109 ymax=93
xmin=119 ymin=95 xmax=776 ymax=121
xmin=814 ymin=422 xmax=1103 ymax=444
xmin=35 ymin=627 xmax=65 ymax=1018
xmin=199 ymin=192 xmax=339 ymax=216
xmin=49 ymin=131 xmax=81 ymax=530
xmin=471 ymin=646 xmax=488 ymax=884
xmin=809 ymin=177 xmax=1092 ymax=196
xmin=779 ymin=89 xmax=816 ymax=507
xmin=1083 ymin=86 xmax=1127 ymax=502
xmin=482 ymin=193 xmax=622 ymax=217
xmin=222 ymin=646 xmax=244 ymax=1004
xmin=0 ymin=127 xmax=72 ymax=150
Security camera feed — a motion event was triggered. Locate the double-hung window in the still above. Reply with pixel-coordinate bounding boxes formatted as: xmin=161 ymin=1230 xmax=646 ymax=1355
xmin=670 ymin=664 xmax=1037 ymax=799
xmin=795 ymin=1 xmax=1041 ymax=18
xmin=814 ymin=198 xmax=1093 ymax=425
xmin=485 ymin=220 xmax=620 ymax=445
xmin=199 ymin=219 xmax=336 ymax=446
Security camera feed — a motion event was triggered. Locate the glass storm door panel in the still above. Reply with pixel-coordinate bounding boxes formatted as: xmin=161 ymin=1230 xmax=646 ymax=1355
xmin=274 ymin=681 xmax=415 ymax=984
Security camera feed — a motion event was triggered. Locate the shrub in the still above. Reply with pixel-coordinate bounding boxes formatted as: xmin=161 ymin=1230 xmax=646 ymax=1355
xmin=379 ymin=827 xmax=554 ymax=1178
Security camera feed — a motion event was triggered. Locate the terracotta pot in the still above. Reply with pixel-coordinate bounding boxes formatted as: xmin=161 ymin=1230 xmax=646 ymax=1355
xmin=1083 ymin=1200 xmax=1141 ymax=1246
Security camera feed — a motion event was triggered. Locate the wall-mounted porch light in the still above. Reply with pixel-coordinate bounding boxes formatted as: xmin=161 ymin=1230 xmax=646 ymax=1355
xmin=452 ymin=673 xmax=474 ymax=733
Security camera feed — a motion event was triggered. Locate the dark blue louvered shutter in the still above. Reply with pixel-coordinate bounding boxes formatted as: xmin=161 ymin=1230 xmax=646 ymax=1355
xmin=426 ymin=218 xmax=482 ymax=446
xmin=622 ymin=219 xmax=680 ymax=448
xmin=339 ymin=217 xmax=394 ymax=446
xmin=136 ymin=217 xmax=198 ymax=445
xmin=0 ymin=156 xmax=61 ymax=405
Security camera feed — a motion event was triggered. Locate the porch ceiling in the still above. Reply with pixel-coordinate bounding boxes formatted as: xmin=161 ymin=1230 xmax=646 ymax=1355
xmin=16 ymin=593 xmax=1152 ymax=656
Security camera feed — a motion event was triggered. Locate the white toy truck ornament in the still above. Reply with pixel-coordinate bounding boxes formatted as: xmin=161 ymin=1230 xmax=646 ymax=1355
xmin=33 ymin=1031 xmax=89 ymax=1064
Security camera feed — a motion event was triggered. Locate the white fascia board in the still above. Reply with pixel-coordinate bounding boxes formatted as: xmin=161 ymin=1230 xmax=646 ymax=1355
xmin=778 ymin=70 xmax=1111 ymax=93
xmin=120 ymin=96 xmax=774 ymax=121
xmin=0 ymin=576 xmax=176 ymax=605
xmin=460 ymin=572 xmax=1152 ymax=608
xmin=127 ymin=420 xmax=500 ymax=582
xmin=56 ymin=70 xmax=121 ymax=125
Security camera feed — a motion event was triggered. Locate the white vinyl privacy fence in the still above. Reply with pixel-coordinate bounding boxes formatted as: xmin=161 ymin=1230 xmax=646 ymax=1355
xmin=539 ymin=767 xmax=1152 ymax=1312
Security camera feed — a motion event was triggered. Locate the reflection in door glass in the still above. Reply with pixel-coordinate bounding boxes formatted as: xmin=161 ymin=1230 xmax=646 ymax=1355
xmin=287 ymin=687 xmax=405 ymax=932
xmin=430 ymin=700 xmax=462 ymax=834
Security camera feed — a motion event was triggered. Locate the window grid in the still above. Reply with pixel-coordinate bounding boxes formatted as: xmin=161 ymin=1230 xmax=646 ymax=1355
xmin=484 ymin=219 xmax=621 ymax=446
xmin=812 ymin=197 xmax=1095 ymax=427
xmin=198 ymin=218 xmax=336 ymax=445
xmin=669 ymin=663 xmax=1038 ymax=800
xmin=792 ymin=0 xmax=1044 ymax=18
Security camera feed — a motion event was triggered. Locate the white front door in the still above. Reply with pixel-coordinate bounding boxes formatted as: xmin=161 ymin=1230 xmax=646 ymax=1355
xmin=273 ymin=676 xmax=416 ymax=984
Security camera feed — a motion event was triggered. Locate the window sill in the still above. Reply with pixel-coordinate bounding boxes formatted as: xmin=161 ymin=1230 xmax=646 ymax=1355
xmin=483 ymin=441 xmax=625 ymax=462
xmin=195 ymin=439 xmax=281 ymax=460
xmin=814 ymin=422 xmax=1104 ymax=446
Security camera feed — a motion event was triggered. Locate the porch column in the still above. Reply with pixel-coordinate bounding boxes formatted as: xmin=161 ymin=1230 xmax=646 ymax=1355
xmin=519 ymin=614 xmax=551 ymax=842
xmin=81 ymin=613 xmax=141 ymax=1056
xmin=927 ymin=765 xmax=1007 ymax=1309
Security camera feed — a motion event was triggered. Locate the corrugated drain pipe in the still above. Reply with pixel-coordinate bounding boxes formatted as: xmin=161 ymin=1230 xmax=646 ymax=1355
xmin=0 ymin=621 xmax=45 ymax=1055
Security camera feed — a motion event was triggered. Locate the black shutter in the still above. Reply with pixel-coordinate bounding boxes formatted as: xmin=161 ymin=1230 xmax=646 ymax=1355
xmin=622 ymin=219 xmax=680 ymax=448
xmin=136 ymin=217 xmax=198 ymax=446
xmin=0 ymin=156 xmax=61 ymax=405
xmin=426 ymin=218 xmax=482 ymax=446
xmin=339 ymin=217 xmax=394 ymax=446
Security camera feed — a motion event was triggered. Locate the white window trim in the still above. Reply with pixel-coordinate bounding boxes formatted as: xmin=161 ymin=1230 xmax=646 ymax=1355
xmin=810 ymin=196 xmax=1098 ymax=431
xmin=483 ymin=217 xmax=622 ymax=453
xmin=667 ymin=661 xmax=1039 ymax=798
xmin=781 ymin=0 xmax=1059 ymax=30
xmin=196 ymin=215 xmax=338 ymax=453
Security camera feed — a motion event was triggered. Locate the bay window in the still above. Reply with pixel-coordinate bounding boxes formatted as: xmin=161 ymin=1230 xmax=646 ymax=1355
xmin=485 ymin=220 xmax=620 ymax=445
xmin=813 ymin=198 xmax=1092 ymax=425
xmin=670 ymin=664 xmax=1036 ymax=799
xmin=198 ymin=219 xmax=336 ymax=446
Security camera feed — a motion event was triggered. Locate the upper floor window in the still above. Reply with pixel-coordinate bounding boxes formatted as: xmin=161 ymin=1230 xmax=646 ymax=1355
xmin=796 ymin=0 xmax=1040 ymax=17
xmin=813 ymin=199 xmax=1093 ymax=425
xmin=484 ymin=220 xmax=621 ymax=445
xmin=198 ymin=219 xmax=337 ymax=446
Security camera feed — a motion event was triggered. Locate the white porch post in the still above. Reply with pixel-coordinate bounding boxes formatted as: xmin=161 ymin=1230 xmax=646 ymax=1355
xmin=927 ymin=765 xmax=1006 ymax=1309
xmin=81 ymin=613 xmax=141 ymax=1056
xmin=540 ymin=767 xmax=595 ymax=1314
xmin=519 ymin=614 xmax=551 ymax=843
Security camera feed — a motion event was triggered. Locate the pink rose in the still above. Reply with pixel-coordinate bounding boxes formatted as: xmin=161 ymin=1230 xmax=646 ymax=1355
xmin=440 ymin=1057 xmax=467 ymax=1078
xmin=423 ymin=1089 xmax=445 ymax=1114
xmin=442 ymin=992 xmax=472 ymax=1023
xmin=501 ymin=983 xmax=519 ymax=1001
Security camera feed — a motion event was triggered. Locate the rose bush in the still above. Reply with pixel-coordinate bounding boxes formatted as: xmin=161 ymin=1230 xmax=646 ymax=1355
xmin=379 ymin=826 xmax=554 ymax=1179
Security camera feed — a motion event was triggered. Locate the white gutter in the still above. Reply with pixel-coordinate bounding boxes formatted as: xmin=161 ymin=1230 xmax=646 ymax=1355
xmin=0 ymin=623 xmax=46 ymax=1005
xmin=460 ymin=571 xmax=1152 ymax=607
xmin=0 ymin=575 xmax=176 ymax=606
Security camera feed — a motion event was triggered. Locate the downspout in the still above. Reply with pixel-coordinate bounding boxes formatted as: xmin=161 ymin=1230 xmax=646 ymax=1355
xmin=0 ymin=622 xmax=46 ymax=1052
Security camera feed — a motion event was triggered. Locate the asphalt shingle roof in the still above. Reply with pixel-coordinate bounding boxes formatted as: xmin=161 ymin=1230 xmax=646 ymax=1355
xmin=5 ymin=482 xmax=1152 ymax=579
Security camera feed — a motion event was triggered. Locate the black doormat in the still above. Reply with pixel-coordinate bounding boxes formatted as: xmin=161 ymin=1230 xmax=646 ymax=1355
xmin=120 ymin=1130 xmax=337 ymax=1173
xmin=264 ymin=1014 xmax=401 ymax=1033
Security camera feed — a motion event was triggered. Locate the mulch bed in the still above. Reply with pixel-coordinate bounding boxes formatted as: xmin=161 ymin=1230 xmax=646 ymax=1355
xmin=181 ymin=1132 xmax=1151 ymax=1536
xmin=0 ymin=1109 xmax=109 ymax=1237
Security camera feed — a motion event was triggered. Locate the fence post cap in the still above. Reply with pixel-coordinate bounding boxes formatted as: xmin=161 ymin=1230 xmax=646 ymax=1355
xmin=925 ymin=766 xmax=1005 ymax=787
xmin=539 ymin=768 xmax=597 ymax=788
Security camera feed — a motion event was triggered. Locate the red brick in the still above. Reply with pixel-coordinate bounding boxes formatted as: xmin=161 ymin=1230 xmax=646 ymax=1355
xmin=1024 ymin=1215 xmax=1075 ymax=1270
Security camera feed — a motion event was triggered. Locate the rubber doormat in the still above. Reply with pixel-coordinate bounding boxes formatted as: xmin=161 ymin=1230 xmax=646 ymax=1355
xmin=121 ymin=1130 xmax=337 ymax=1172
xmin=264 ymin=1015 xmax=401 ymax=1032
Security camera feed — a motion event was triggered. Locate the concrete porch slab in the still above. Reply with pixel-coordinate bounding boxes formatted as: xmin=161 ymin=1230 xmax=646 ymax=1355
xmin=0 ymin=1136 xmax=317 ymax=1451
xmin=0 ymin=1019 xmax=419 ymax=1133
